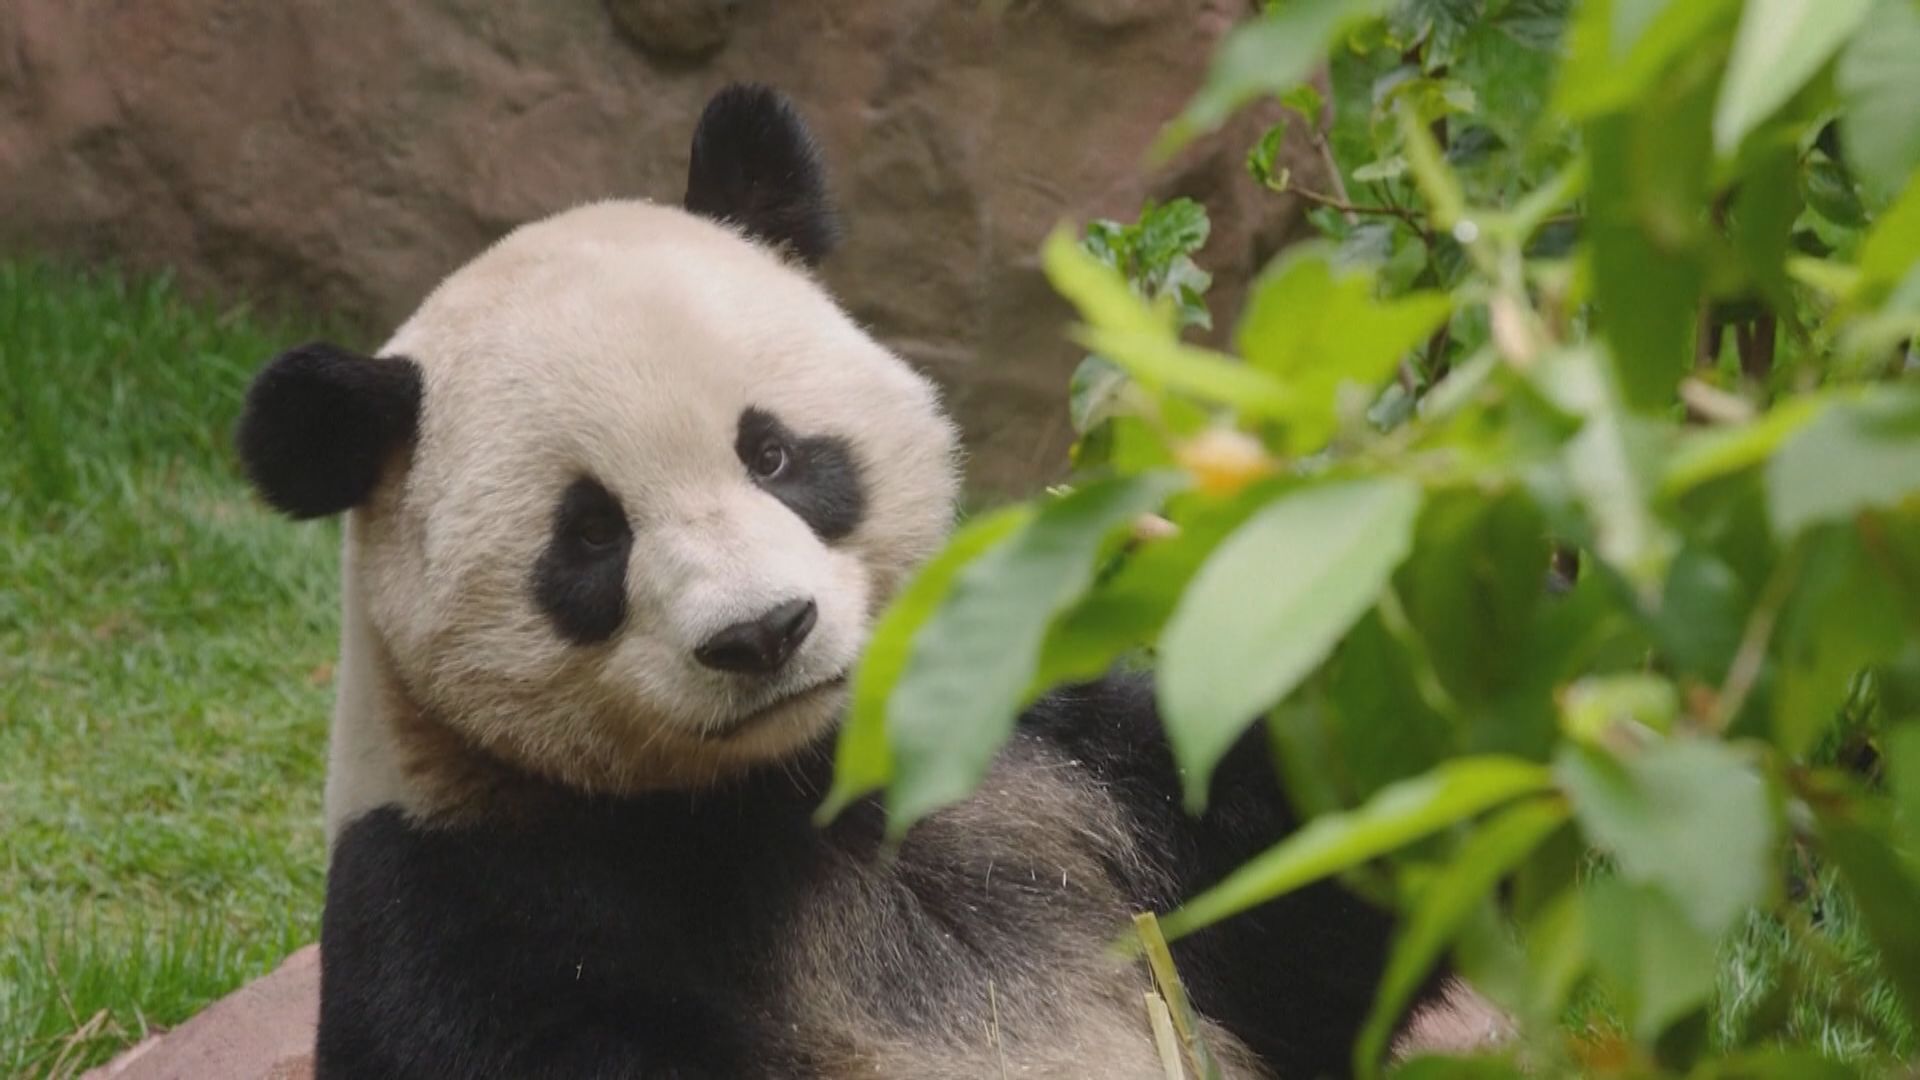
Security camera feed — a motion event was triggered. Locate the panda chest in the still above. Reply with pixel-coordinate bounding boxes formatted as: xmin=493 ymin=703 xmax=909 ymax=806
xmin=327 ymin=771 xmax=1164 ymax=1078
xmin=516 ymin=784 xmax=1140 ymax=1017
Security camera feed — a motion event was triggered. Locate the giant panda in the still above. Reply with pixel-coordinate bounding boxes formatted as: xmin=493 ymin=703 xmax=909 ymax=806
xmin=234 ymin=84 xmax=1465 ymax=1079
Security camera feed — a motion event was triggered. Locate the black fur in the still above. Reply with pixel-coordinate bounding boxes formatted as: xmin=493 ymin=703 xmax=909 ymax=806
xmin=684 ymin=84 xmax=839 ymax=265
xmin=317 ymin=673 xmax=1399 ymax=1079
xmin=735 ymin=407 xmax=867 ymax=541
xmin=531 ymin=477 xmax=634 ymax=645
xmin=1023 ymin=680 xmax=1402 ymax=1072
xmin=235 ymin=343 xmax=422 ymax=519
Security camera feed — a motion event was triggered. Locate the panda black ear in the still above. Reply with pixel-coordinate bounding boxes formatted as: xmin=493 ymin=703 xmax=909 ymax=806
xmin=235 ymin=342 xmax=423 ymax=520
xmin=684 ymin=83 xmax=840 ymax=266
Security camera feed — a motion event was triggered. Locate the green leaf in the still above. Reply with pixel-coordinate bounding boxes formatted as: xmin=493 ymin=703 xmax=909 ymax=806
xmin=1393 ymin=0 xmax=1480 ymax=72
xmin=1164 ymin=258 xmax=1216 ymax=332
xmin=1509 ymin=159 xmax=1589 ymax=237
xmin=1352 ymin=798 xmax=1569 ymax=1077
xmin=819 ymin=506 xmax=1033 ymax=822
xmin=1585 ymin=874 xmax=1719 ymax=1040
xmin=1280 ymin=83 xmax=1327 ymax=127
xmin=1554 ymin=0 xmax=1739 ymax=120
xmin=1067 ymin=354 xmax=1130 ymax=436
xmin=884 ymin=474 xmax=1187 ymax=834
xmin=1892 ymin=724 xmax=1920 ymax=848
xmin=1397 ymin=491 xmax=1550 ymax=711
xmin=1073 ymin=413 xmax=1179 ymax=474
xmin=1160 ymin=477 xmax=1424 ymax=810
xmin=1267 ymin=693 xmax=1355 ymax=822
xmin=1837 ymin=0 xmax=1920 ymax=201
xmin=1559 ymin=674 xmax=1679 ymax=744
xmin=1773 ymin=524 xmax=1908 ymax=755
xmin=1562 ymin=349 xmax=1677 ymax=590
xmin=1519 ymin=887 xmax=1588 ymax=1022
xmin=1390 ymin=1057 xmax=1527 ymax=1080
xmin=1858 ymin=177 xmax=1920 ymax=302
xmin=1713 ymin=0 xmax=1875 ymax=154
xmin=1492 ymin=0 xmax=1574 ymax=52
xmin=1659 ymin=396 xmax=1825 ymax=499
xmin=1692 ymin=1051 xmax=1860 ymax=1080
xmin=1323 ymin=611 xmax=1458 ymax=799
xmin=1419 ymin=347 xmax=1500 ymax=422
xmin=1767 ymin=385 xmax=1920 ymax=536
xmin=1382 ymin=75 xmax=1479 ymax=129
xmin=1786 ymin=254 xmax=1864 ymax=300
xmin=1034 ymin=480 xmax=1287 ymax=692
xmin=1653 ymin=547 xmax=1748 ymax=682
xmin=1246 ymin=121 xmax=1292 ymax=191
xmin=1083 ymin=219 xmax=1127 ymax=270
xmin=1730 ymin=142 xmax=1803 ymax=311
xmin=1045 ymin=229 xmax=1297 ymax=419
xmin=1815 ymin=808 xmax=1920 ymax=1029
xmin=1584 ymin=70 xmax=1714 ymax=411
xmin=1158 ymin=0 xmax=1384 ymax=156
xmin=1556 ymin=740 xmax=1778 ymax=938
xmin=1506 ymin=563 xmax=1651 ymax=754
xmin=1236 ymin=248 xmax=1452 ymax=452
xmin=1803 ymin=151 xmax=1869 ymax=228
xmin=1136 ymin=198 xmax=1212 ymax=272
xmin=1159 ymin=756 xmax=1555 ymax=940
xmin=1074 ymin=327 xmax=1297 ymax=420
xmin=1398 ymin=103 xmax=1468 ymax=230
xmin=1081 ymin=200 xmax=1217 ymax=334
xmin=1045 ymin=225 xmax=1175 ymax=340
xmin=1352 ymin=155 xmax=1410 ymax=183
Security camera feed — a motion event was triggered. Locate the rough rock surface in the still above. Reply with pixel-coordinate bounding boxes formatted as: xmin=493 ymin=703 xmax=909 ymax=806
xmin=0 ymin=0 xmax=1320 ymax=492
xmin=607 ymin=0 xmax=742 ymax=60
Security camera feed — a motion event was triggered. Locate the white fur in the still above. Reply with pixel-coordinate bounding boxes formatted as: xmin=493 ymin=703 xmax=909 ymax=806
xmin=325 ymin=200 xmax=959 ymax=841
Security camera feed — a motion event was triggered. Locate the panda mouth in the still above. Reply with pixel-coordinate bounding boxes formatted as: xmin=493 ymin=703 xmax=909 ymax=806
xmin=711 ymin=672 xmax=850 ymax=740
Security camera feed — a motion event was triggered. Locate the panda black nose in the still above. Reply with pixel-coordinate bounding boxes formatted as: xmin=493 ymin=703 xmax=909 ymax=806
xmin=694 ymin=599 xmax=817 ymax=675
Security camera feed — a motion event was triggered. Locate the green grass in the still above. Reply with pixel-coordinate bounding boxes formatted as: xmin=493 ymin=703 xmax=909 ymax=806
xmin=0 ymin=261 xmax=344 ymax=1077
xmin=1712 ymin=870 xmax=1915 ymax=1068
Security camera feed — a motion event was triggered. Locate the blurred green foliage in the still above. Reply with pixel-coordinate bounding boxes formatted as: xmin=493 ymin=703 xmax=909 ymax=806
xmin=833 ymin=0 xmax=1920 ymax=1074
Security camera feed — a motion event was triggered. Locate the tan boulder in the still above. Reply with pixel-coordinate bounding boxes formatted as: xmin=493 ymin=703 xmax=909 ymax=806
xmin=0 ymin=0 xmax=1318 ymax=493
xmin=83 ymin=946 xmax=317 ymax=1080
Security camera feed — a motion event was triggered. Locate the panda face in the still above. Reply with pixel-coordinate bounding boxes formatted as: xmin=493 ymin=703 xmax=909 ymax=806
xmin=360 ymin=201 xmax=956 ymax=791
xmin=238 ymin=88 xmax=961 ymax=799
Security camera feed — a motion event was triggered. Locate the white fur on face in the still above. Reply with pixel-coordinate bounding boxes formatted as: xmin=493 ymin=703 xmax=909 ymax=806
xmin=339 ymin=200 xmax=959 ymax=809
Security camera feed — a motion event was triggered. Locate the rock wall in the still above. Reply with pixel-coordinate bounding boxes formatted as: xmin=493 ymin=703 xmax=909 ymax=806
xmin=0 ymin=0 xmax=1318 ymax=492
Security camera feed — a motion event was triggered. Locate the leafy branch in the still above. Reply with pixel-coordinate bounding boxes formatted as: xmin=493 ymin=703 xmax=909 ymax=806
xmin=844 ymin=0 xmax=1920 ymax=1075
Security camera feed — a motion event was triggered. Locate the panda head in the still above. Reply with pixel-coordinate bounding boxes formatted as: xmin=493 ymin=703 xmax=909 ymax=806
xmin=237 ymin=86 xmax=960 ymax=802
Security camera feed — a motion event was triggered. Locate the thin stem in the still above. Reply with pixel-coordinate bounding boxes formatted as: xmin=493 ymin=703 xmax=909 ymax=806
xmin=1290 ymin=186 xmax=1425 ymax=229
xmin=1375 ymin=586 xmax=1463 ymax=720
xmin=1706 ymin=540 xmax=1805 ymax=733
xmin=1311 ymin=129 xmax=1360 ymax=228
xmin=1134 ymin=914 xmax=1225 ymax=1080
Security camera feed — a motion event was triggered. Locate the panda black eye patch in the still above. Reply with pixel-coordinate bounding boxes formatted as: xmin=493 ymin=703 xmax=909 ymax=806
xmin=734 ymin=407 xmax=866 ymax=542
xmin=531 ymin=477 xmax=633 ymax=645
